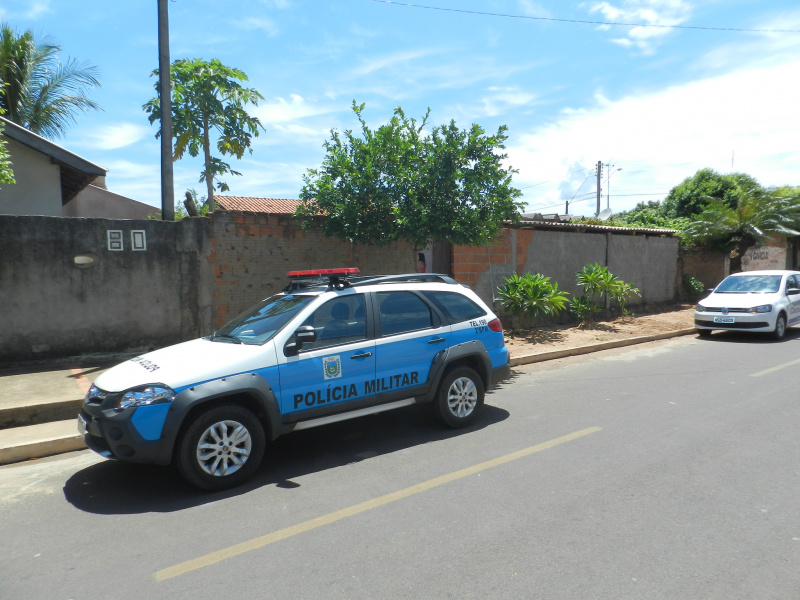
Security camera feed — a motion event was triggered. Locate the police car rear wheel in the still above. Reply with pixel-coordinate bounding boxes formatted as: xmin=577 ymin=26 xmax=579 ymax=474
xmin=435 ymin=366 xmax=484 ymax=428
xmin=176 ymin=404 xmax=265 ymax=491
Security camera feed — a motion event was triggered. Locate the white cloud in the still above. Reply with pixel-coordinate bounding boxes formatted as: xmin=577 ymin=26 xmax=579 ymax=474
xmin=254 ymin=95 xmax=340 ymax=124
xmin=348 ymin=49 xmax=441 ymax=78
xmin=589 ymin=0 xmax=692 ymax=54
xmin=692 ymin=10 xmax=800 ymax=73
xmin=508 ymin=61 xmax=800 ymax=214
xmin=240 ymin=17 xmax=280 ymax=37
xmin=474 ymin=87 xmax=539 ymax=118
xmin=78 ymin=123 xmax=150 ymax=150
xmin=517 ymin=1 xmax=551 ymax=18
xmin=0 ymin=0 xmax=51 ymax=20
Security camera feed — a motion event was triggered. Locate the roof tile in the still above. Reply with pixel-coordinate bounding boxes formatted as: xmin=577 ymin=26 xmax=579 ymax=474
xmin=215 ymin=196 xmax=301 ymax=214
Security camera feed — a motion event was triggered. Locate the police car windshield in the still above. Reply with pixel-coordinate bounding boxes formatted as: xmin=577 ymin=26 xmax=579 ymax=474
xmin=213 ymin=294 xmax=314 ymax=345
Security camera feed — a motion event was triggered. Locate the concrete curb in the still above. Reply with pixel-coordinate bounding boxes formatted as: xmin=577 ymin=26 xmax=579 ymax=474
xmin=0 ymin=399 xmax=83 ymax=429
xmin=0 ymin=419 xmax=86 ymax=466
xmin=509 ymin=328 xmax=697 ymax=367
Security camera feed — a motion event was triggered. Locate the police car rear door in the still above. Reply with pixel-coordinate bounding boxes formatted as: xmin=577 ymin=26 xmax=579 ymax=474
xmin=277 ymin=293 xmax=376 ymax=420
xmin=371 ymin=289 xmax=450 ymax=400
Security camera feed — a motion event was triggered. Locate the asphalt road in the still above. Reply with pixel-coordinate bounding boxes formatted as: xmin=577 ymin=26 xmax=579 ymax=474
xmin=2 ymin=331 xmax=799 ymax=599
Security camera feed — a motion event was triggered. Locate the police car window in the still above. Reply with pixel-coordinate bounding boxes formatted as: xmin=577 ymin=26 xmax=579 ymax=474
xmin=214 ymin=294 xmax=313 ymax=345
xmin=377 ymin=291 xmax=433 ymax=336
xmin=420 ymin=290 xmax=485 ymax=323
xmin=299 ymin=295 xmax=367 ymax=351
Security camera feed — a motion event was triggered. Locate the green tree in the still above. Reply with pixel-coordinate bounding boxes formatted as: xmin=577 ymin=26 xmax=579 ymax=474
xmin=612 ymin=200 xmax=688 ymax=230
xmin=297 ymin=102 xmax=523 ymax=249
xmin=683 ymin=180 xmax=800 ymax=273
xmin=0 ymin=111 xmax=14 ymax=186
xmin=143 ymin=58 xmax=264 ymax=209
xmin=0 ymin=23 xmax=101 ymax=139
xmin=663 ymin=168 xmax=760 ymax=218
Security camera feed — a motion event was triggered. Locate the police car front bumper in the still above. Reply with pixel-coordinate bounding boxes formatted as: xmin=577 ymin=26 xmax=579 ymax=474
xmin=78 ymin=406 xmax=170 ymax=464
xmin=78 ymin=387 xmax=175 ymax=465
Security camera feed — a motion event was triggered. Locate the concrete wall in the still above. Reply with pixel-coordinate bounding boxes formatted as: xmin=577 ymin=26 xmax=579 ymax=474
xmin=0 ymin=212 xmax=415 ymax=364
xmin=0 ymin=138 xmax=62 ymax=216
xmin=741 ymin=239 xmax=788 ymax=271
xmin=0 ymin=216 xmax=214 ymax=363
xmin=453 ymin=226 xmax=680 ymax=314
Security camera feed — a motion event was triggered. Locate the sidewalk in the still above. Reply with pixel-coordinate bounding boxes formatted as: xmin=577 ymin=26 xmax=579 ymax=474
xmin=0 ymin=361 xmax=112 ymax=465
xmin=0 ymin=328 xmax=697 ymax=466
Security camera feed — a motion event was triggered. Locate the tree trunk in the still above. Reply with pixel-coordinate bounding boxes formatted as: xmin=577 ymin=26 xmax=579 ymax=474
xmin=202 ymin=120 xmax=214 ymax=211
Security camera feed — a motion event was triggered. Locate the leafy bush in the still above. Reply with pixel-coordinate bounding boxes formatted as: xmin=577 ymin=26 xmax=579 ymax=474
xmin=496 ymin=273 xmax=569 ymax=329
xmin=682 ymin=274 xmax=706 ymax=301
xmin=572 ymin=263 xmax=640 ymax=323
xmin=568 ymin=295 xmax=602 ymax=324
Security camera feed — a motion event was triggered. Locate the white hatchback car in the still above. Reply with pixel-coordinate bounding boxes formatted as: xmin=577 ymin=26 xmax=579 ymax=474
xmin=694 ymin=270 xmax=800 ymax=339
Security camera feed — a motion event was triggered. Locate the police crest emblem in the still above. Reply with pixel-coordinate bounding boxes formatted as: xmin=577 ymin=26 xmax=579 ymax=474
xmin=323 ymin=355 xmax=342 ymax=380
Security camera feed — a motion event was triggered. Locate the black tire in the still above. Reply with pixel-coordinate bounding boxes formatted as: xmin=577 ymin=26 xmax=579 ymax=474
xmin=772 ymin=313 xmax=787 ymax=340
xmin=434 ymin=366 xmax=485 ymax=428
xmin=697 ymin=328 xmax=712 ymax=338
xmin=176 ymin=404 xmax=265 ymax=491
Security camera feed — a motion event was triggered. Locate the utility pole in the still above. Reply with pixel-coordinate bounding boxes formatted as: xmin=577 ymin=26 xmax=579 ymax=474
xmin=157 ymin=0 xmax=174 ymax=221
xmin=595 ymin=160 xmax=602 ymax=217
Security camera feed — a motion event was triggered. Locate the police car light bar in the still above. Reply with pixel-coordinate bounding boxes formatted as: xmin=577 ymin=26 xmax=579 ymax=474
xmin=286 ymin=267 xmax=361 ymax=278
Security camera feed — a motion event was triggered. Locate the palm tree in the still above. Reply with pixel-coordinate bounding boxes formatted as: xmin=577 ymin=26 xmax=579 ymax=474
xmin=684 ymin=180 xmax=800 ymax=273
xmin=0 ymin=23 xmax=101 ymax=139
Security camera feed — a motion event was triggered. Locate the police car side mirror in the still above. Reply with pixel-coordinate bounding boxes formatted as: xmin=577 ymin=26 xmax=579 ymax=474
xmin=284 ymin=325 xmax=317 ymax=356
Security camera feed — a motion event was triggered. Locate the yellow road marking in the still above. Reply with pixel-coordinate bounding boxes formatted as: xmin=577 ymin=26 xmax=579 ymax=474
xmin=751 ymin=357 xmax=800 ymax=378
xmin=154 ymin=426 xmax=602 ymax=582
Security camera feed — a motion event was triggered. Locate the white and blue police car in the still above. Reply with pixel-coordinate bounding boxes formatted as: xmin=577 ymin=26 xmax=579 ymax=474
xmin=78 ymin=268 xmax=511 ymax=490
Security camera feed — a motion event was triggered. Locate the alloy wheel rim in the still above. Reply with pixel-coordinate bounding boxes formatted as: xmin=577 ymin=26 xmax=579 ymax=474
xmin=196 ymin=419 xmax=252 ymax=477
xmin=447 ymin=377 xmax=477 ymax=418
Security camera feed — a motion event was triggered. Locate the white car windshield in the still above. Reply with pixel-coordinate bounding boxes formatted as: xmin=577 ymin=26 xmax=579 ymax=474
xmin=714 ymin=275 xmax=781 ymax=294
xmin=212 ymin=294 xmax=314 ymax=345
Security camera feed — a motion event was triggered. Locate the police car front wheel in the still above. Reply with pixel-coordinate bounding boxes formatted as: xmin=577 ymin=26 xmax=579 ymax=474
xmin=435 ymin=367 xmax=485 ymax=428
xmin=176 ymin=404 xmax=266 ymax=491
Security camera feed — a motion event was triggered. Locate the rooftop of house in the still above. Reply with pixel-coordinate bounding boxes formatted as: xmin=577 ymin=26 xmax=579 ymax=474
xmin=215 ymin=196 xmax=301 ymax=214
xmin=211 ymin=196 xmax=677 ymax=236
xmin=1 ymin=116 xmax=107 ymax=203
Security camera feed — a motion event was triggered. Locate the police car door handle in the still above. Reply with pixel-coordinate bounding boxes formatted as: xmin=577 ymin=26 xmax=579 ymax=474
xmin=351 ymin=352 xmax=373 ymax=359
xmin=428 ymin=337 xmax=446 ymax=344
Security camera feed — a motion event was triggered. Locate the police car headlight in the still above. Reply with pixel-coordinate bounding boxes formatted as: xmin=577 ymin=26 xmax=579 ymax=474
xmin=695 ymin=303 xmax=706 ymax=312
xmin=114 ymin=385 xmax=176 ymax=412
xmin=746 ymin=304 xmax=772 ymax=314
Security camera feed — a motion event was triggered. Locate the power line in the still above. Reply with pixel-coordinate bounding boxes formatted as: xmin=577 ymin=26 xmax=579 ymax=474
xmin=517 ymin=166 xmax=595 ymax=191
xmin=368 ymin=1 xmax=800 ymax=33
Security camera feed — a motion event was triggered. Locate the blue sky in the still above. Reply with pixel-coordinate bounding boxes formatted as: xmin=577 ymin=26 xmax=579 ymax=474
xmin=2 ymin=0 xmax=799 ymax=216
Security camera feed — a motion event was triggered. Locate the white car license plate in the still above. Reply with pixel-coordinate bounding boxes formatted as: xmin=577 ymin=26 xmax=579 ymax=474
xmin=713 ymin=316 xmax=735 ymax=324
xmin=77 ymin=414 xmax=87 ymax=435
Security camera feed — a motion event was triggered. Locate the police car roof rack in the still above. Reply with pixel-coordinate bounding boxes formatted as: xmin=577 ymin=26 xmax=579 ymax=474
xmin=284 ymin=268 xmax=361 ymax=292
xmin=349 ymin=273 xmax=458 ymax=287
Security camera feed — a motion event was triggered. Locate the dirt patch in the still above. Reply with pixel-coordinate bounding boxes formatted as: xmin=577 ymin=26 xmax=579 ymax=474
xmin=504 ymin=305 xmax=696 ymax=358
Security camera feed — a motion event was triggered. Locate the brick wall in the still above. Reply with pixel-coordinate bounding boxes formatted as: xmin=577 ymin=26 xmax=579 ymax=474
xmin=210 ymin=212 xmax=415 ymax=327
xmin=453 ymin=225 xmax=680 ymax=315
